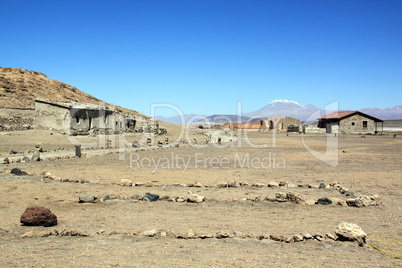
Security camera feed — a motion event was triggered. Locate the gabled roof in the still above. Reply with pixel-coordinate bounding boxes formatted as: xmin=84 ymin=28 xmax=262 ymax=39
xmin=318 ymin=111 xmax=383 ymax=122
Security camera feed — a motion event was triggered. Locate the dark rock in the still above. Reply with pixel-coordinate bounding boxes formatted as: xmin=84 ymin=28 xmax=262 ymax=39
xmin=22 ymin=156 xmax=30 ymax=163
xmin=3 ymin=158 xmax=10 ymax=164
xmin=345 ymin=191 xmax=355 ymax=197
xmin=319 ymin=183 xmax=326 ymax=189
xmin=10 ymin=150 xmax=17 ymax=154
xmin=20 ymin=206 xmax=57 ymax=227
xmin=144 ymin=193 xmax=159 ymax=202
xmin=315 ymin=197 xmax=332 ymax=205
xmin=11 ymin=168 xmax=21 ymax=175
xmin=103 ymin=196 xmax=117 ymax=201
xmin=31 ymin=150 xmax=40 ymax=161
xmin=132 ymin=141 xmax=140 ymax=148
xmin=79 ymin=193 xmax=97 ymax=203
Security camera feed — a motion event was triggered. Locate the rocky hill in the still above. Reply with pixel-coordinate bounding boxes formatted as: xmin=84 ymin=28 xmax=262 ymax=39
xmin=0 ymin=67 xmax=144 ymax=117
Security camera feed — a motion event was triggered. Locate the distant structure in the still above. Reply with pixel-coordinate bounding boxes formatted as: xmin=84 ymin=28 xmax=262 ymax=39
xmin=317 ymin=111 xmax=383 ymax=134
xmin=222 ymin=121 xmax=266 ymax=130
xmin=264 ymin=116 xmax=301 ymax=131
xmin=34 ymin=99 xmax=150 ymax=134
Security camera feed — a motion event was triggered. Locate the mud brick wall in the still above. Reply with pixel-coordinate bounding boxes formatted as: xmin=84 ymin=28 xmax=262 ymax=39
xmin=35 ymin=101 xmax=70 ymax=131
xmin=340 ymin=114 xmax=376 ymax=134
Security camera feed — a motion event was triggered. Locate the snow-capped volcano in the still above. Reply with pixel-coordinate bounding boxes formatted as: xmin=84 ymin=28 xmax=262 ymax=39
xmin=244 ymin=99 xmax=320 ymax=120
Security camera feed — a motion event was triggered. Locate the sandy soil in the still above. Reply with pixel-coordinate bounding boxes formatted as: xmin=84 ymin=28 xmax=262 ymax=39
xmin=0 ymin=129 xmax=401 ymax=267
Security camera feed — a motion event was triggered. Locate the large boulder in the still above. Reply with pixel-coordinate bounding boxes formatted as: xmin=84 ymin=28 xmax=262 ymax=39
xmin=20 ymin=206 xmax=57 ymax=227
xmin=335 ymin=222 xmax=367 ymax=246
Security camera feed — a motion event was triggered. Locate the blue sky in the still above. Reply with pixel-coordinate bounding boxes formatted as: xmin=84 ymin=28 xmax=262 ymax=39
xmin=1 ymin=0 xmax=401 ymax=116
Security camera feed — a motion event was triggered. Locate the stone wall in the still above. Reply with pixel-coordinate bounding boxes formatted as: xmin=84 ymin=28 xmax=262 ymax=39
xmin=265 ymin=116 xmax=301 ymax=130
xmin=339 ymin=114 xmax=376 ymax=134
xmin=34 ymin=102 xmax=70 ymax=131
xmin=303 ymin=124 xmax=327 ymax=134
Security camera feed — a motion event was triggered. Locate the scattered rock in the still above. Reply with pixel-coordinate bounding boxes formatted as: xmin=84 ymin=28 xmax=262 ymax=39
xmin=268 ymin=181 xmax=279 ymax=187
xmin=294 ymin=234 xmax=304 ymax=242
xmin=103 ymin=196 xmax=117 ymax=201
xmin=228 ymin=180 xmax=237 ymax=187
xmin=319 ymin=183 xmax=326 ymax=189
xmin=314 ymin=233 xmax=325 ymax=241
xmin=31 ymin=150 xmax=40 ymax=161
xmin=326 ymin=233 xmax=337 ymax=241
xmin=22 ymin=156 xmax=30 ymax=163
xmin=194 ymin=181 xmax=203 ymax=187
xmin=131 ymin=193 xmax=144 ymax=201
xmin=144 ymin=193 xmax=159 ymax=202
xmin=217 ymin=182 xmax=228 ymax=188
xmin=335 ymin=222 xmax=367 ymax=246
xmin=198 ymin=233 xmax=214 ymax=239
xmin=286 ymin=192 xmax=305 ymax=204
xmin=279 ymin=181 xmax=288 ymax=187
xmin=21 ymin=230 xmax=36 ymax=238
xmin=370 ymin=194 xmax=382 ymax=205
xmin=251 ymin=182 xmax=266 ymax=187
xmin=303 ymin=233 xmax=313 ymax=240
xmin=270 ymin=235 xmax=286 ymax=242
xmin=187 ymin=191 xmax=205 ymax=203
xmin=120 ymin=178 xmax=133 ymax=186
xmin=257 ymin=234 xmax=269 ymax=240
xmin=10 ymin=168 xmax=22 ymax=175
xmin=315 ymin=197 xmax=332 ymax=205
xmin=216 ymin=231 xmax=231 ymax=239
xmin=10 ymin=150 xmax=17 ymax=154
xmin=187 ymin=229 xmax=196 ymax=239
xmin=20 ymin=206 xmax=57 ymax=227
xmin=143 ymin=229 xmax=157 ymax=237
xmin=79 ymin=193 xmax=97 ymax=203
xmin=3 ymin=158 xmax=10 ymax=164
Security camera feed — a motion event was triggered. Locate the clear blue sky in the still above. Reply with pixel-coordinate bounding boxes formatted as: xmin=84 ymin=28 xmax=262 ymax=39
xmin=1 ymin=0 xmax=401 ymax=116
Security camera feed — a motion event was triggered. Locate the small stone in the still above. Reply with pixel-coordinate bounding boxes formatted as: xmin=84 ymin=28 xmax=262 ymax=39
xmin=370 ymin=194 xmax=382 ymax=205
xmin=145 ymin=182 xmax=153 ymax=187
xmin=270 ymin=235 xmax=286 ymax=242
xmin=268 ymin=181 xmax=279 ymax=187
xmin=256 ymin=234 xmax=269 ymax=240
xmin=143 ymin=229 xmax=157 ymax=237
xmin=198 ymin=233 xmax=214 ymax=239
xmin=44 ymin=171 xmax=52 ymax=178
xmin=294 ymin=234 xmax=304 ymax=242
xmin=11 ymin=168 xmax=22 ymax=175
xmin=285 ymin=237 xmax=294 ymax=243
xmin=79 ymin=193 xmax=97 ymax=203
xmin=279 ymin=181 xmax=288 ymax=187
xmin=31 ymin=150 xmax=40 ymax=161
xmin=39 ymin=231 xmax=53 ymax=237
xmin=22 ymin=156 xmax=30 ymax=163
xmin=305 ymin=200 xmax=316 ymax=206
xmin=315 ymin=197 xmax=332 ymax=205
xmin=194 ymin=181 xmax=203 ymax=187
xmin=346 ymin=198 xmax=363 ymax=207
xmin=103 ymin=195 xmax=117 ymax=201
xmin=216 ymin=231 xmax=231 ymax=239
xmin=217 ymin=182 xmax=228 ymax=188
xmin=187 ymin=229 xmax=196 ymax=239
xmin=187 ymin=191 xmax=205 ymax=203
xmin=286 ymin=192 xmax=305 ymax=204
xmin=175 ymin=197 xmax=186 ymax=202
xmin=319 ymin=183 xmax=326 ymax=189
xmin=3 ymin=158 xmax=10 ymax=164
xmin=144 ymin=193 xmax=159 ymax=202
xmin=314 ymin=233 xmax=325 ymax=241
xmin=228 ymin=180 xmax=237 ymax=187
xmin=326 ymin=233 xmax=337 ymax=241
xmin=131 ymin=193 xmax=144 ymax=200
xmin=120 ymin=178 xmax=133 ymax=186
xmin=251 ymin=182 xmax=266 ymax=187
xmin=303 ymin=233 xmax=313 ymax=239
xmin=21 ymin=230 xmax=36 ymax=238
xmin=20 ymin=206 xmax=57 ymax=227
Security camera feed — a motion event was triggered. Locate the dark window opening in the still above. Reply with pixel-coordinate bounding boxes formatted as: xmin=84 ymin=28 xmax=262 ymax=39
xmin=76 ymin=116 xmax=80 ymax=124
xmin=351 ymin=122 xmax=355 ymax=126
xmin=363 ymin=121 xmax=367 ymax=128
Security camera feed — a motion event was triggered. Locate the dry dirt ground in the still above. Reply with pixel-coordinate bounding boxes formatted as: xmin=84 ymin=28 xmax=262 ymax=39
xmin=0 ymin=129 xmax=401 ymax=267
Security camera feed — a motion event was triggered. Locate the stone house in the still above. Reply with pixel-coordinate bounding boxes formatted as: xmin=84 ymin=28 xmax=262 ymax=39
xmin=317 ymin=111 xmax=383 ymax=134
xmin=34 ymin=99 xmax=146 ymax=133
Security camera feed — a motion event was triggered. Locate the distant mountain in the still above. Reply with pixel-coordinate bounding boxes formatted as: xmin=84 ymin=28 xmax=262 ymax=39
xmin=360 ymin=106 xmax=402 ymax=120
xmin=155 ymin=114 xmax=205 ymax=124
xmin=244 ymin=100 xmax=321 ymax=121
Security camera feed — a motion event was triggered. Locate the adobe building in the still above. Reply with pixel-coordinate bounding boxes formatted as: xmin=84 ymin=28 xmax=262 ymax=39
xmin=222 ymin=121 xmax=266 ymax=131
xmin=265 ymin=116 xmax=301 ymax=131
xmin=34 ymin=99 xmax=148 ymax=134
xmin=317 ymin=111 xmax=383 ymax=134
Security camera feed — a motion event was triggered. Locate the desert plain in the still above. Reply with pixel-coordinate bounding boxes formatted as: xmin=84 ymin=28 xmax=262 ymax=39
xmin=0 ymin=128 xmax=401 ymax=267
